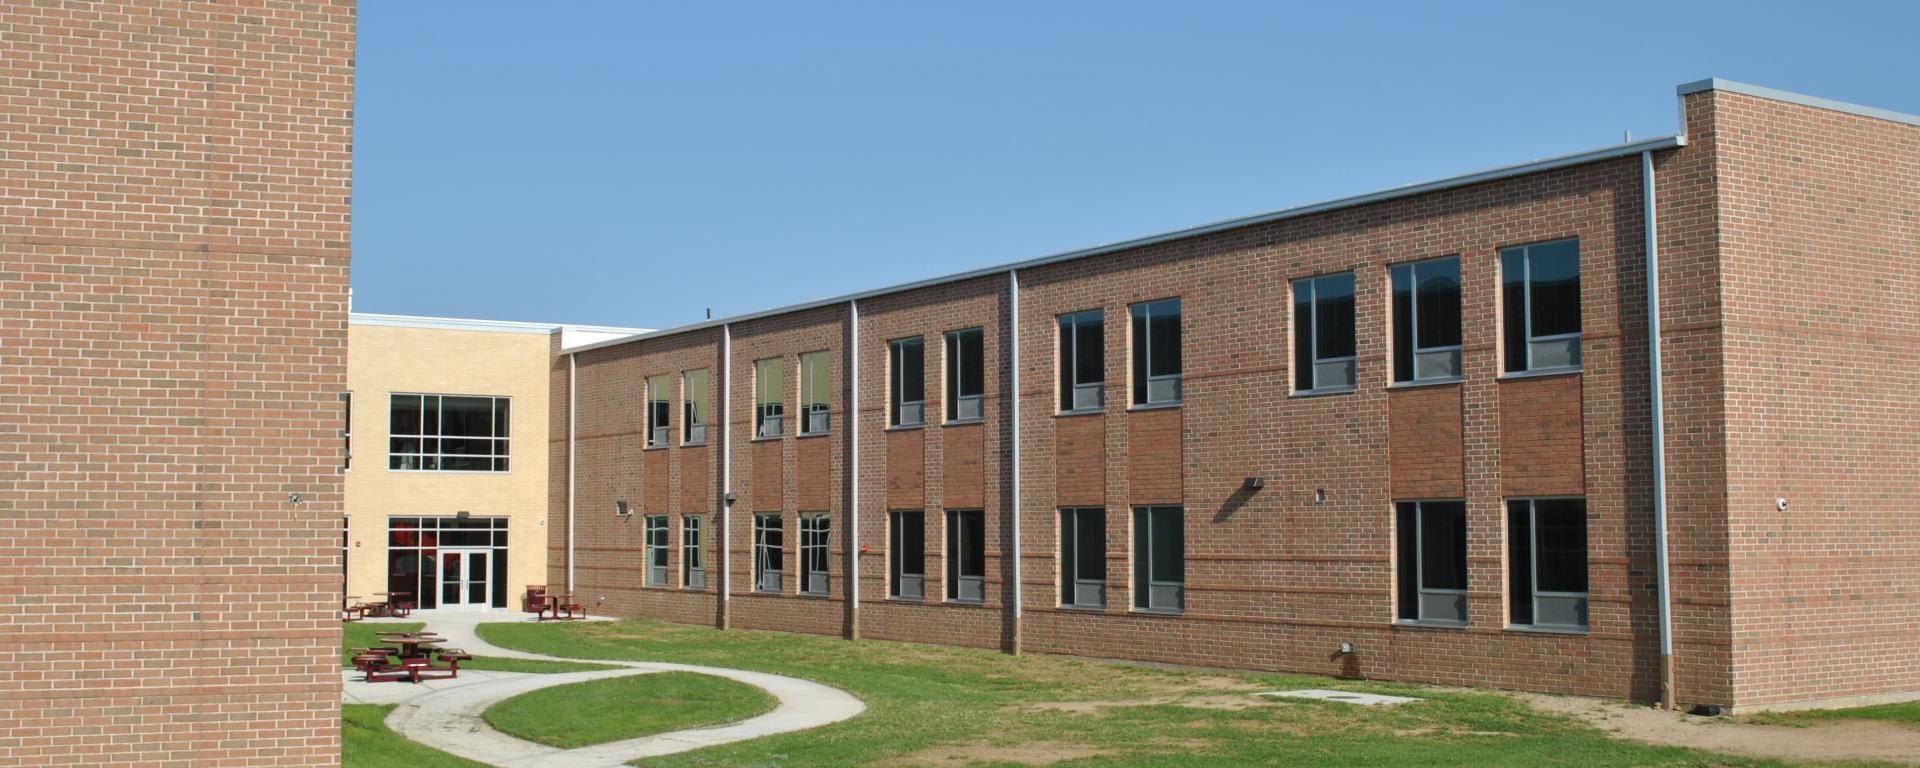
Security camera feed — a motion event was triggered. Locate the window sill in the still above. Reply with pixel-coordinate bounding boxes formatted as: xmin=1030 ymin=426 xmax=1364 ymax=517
xmin=1125 ymin=401 xmax=1182 ymax=413
xmin=1290 ymin=385 xmax=1356 ymax=399
xmin=751 ymin=590 xmax=783 ymax=597
xmin=750 ymin=435 xmax=783 ymax=443
xmin=1387 ymin=377 xmax=1464 ymax=390
xmin=387 ymin=469 xmax=512 ymax=476
xmin=682 ymin=440 xmax=709 ymax=448
xmin=1055 ymin=408 xmax=1105 ymax=418
xmin=885 ymin=423 xmax=926 ymax=432
xmin=1058 ymin=603 xmax=1107 ymax=612
xmin=798 ymin=591 xmax=832 ymax=599
xmin=1506 ymin=624 xmax=1590 ymax=636
xmin=1393 ymin=619 xmax=1468 ymax=631
xmin=942 ymin=418 xmax=985 ymax=427
xmin=644 ymin=444 xmax=669 ymax=451
xmin=887 ymin=595 xmax=926 ymax=603
xmin=1497 ymin=367 xmax=1581 ymax=381
xmin=797 ymin=431 xmax=830 ymax=439
xmin=1129 ymin=607 xmax=1184 ymax=617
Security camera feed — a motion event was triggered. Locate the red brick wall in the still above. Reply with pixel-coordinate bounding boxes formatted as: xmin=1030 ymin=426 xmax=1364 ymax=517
xmin=0 ymin=2 xmax=354 ymax=765
xmin=1708 ymin=90 xmax=1920 ymax=708
xmin=1499 ymin=375 xmax=1586 ymax=497
xmin=1389 ymin=385 xmax=1465 ymax=498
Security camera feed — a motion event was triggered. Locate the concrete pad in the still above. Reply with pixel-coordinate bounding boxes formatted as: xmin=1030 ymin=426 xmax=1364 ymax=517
xmin=1256 ymin=689 xmax=1422 ymax=706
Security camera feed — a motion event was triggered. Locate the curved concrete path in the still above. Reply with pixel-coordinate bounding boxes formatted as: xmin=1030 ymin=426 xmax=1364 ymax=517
xmin=357 ymin=612 xmax=865 ymax=768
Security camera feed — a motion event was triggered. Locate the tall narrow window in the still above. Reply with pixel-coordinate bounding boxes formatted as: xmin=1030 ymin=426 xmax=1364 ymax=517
xmin=1501 ymin=239 xmax=1581 ymax=373
xmin=644 ymin=515 xmax=669 ymax=586
xmin=1058 ymin=310 xmax=1105 ymax=412
xmin=388 ymin=394 xmax=510 ymax=472
xmin=1391 ymin=257 xmax=1463 ymax=383
xmin=1130 ymin=299 xmax=1182 ymax=406
xmin=944 ymin=328 xmax=985 ymax=422
xmin=683 ymin=369 xmax=710 ymax=444
xmin=1396 ymin=500 xmax=1468 ymax=625
xmin=946 ymin=510 xmax=984 ymax=602
xmin=889 ymin=510 xmax=925 ymax=600
xmin=889 ymin=338 xmax=925 ymax=427
xmin=800 ymin=350 xmax=830 ymax=435
xmin=1509 ymin=498 xmax=1589 ymax=630
xmin=755 ymin=357 xmax=785 ymax=439
xmin=1059 ymin=508 xmax=1106 ymax=608
xmin=341 ymin=392 xmax=352 ymax=470
xmin=1131 ymin=506 xmax=1184 ymax=612
xmin=753 ymin=513 xmax=783 ymax=593
xmin=1292 ymin=273 xmax=1357 ymax=392
xmin=646 ymin=374 xmax=671 ymax=447
xmin=800 ymin=514 xmax=830 ymax=595
xmin=682 ymin=515 xmax=706 ymax=588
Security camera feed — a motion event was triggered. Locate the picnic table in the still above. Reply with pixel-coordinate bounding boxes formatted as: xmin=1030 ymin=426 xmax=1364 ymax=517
xmin=538 ymin=592 xmax=585 ymax=621
xmin=351 ymin=638 xmax=472 ymax=684
xmin=342 ymin=596 xmax=363 ymax=622
xmin=375 ymin=631 xmax=445 ymax=660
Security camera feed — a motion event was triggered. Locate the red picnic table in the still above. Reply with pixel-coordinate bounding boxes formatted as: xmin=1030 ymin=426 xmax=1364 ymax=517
xmin=538 ymin=592 xmax=585 ymax=621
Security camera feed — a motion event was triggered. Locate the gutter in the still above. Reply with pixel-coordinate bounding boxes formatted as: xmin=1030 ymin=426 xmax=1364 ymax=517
xmin=720 ymin=322 xmax=733 ymax=625
xmin=847 ymin=300 xmax=860 ymax=638
xmin=1007 ymin=270 xmax=1022 ymax=651
xmin=1643 ymin=149 xmax=1676 ymax=710
xmin=567 ymin=352 xmax=577 ymax=593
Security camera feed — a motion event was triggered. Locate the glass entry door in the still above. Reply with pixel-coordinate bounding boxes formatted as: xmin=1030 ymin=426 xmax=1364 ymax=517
xmin=439 ymin=548 xmax=492 ymax=609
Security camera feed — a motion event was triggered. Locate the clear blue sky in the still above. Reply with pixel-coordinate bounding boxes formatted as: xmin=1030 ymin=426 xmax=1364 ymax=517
xmin=351 ymin=2 xmax=1920 ymax=328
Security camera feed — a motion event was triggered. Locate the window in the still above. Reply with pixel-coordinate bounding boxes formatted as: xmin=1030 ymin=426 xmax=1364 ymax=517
xmin=753 ymin=513 xmax=783 ymax=593
xmin=388 ymin=394 xmax=510 ymax=472
xmin=646 ymin=374 xmax=671 ymax=447
xmin=1059 ymin=508 xmax=1106 ymax=608
xmin=682 ymin=515 xmax=706 ymax=588
xmin=1509 ymin=498 xmax=1589 ymax=630
xmin=946 ymin=510 xmax=985 ymax=602
xmin=1130 ymin=299 xmax=1182 ymax=406
xmin=800 ymin=350 xmax=830 ymax=435
xmin=644 ymin=515 xmax=669 ymax=586
xmin=755 ymin=357 xmax=785 ymax=439
xmin=341 ymin=392 xmax=352 ymax=470
xmin=1396 ymin=500 xmax=1468 ymax=625
xmin=889 ymin=510 xmax=925 ymax=600
xmin=800 ymin=514 xmax=830 ymax=596
xmin=683 ymin=369 xmax=710 ymax=444
xmin=385 ymin=516 xmax=510 ymax=610
xmin=1292 ymin=273 xmax=1357 ymax=392
xmin=1058 ymin=310 xmax=1105 ymax=412
xmin=1391 ymin=257 xmax=1463 ymax=383
xmin=1501 ymin=239 xmax=1581 ymax=373
xmin=889 ymin=338 xmax=925 ymax=427
xmin=1131 ymin=506 xmax=1184 ymax=612
xmin=945 ymin=328 xmax=985 ymax=423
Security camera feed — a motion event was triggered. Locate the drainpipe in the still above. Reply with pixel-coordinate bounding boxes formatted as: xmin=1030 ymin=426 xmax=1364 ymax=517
xmin=720 ymin=323 xmax=733 ymax=626
xmin=1644 ymin=149 xmax=1676 ymax=710
xmin=567 ymin=352 xmax=577 ymax=594
xmin=847 ymin=299 xmax=860 ymax=639
xmin=1008 ymin=269 xmax=1023 ymax=653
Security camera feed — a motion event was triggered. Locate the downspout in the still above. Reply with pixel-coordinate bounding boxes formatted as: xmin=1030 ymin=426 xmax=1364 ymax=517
xmin=720 ymin=323 xmax=733 ymax=626
xmin=847 ymin=299 xmax=860 ymax=638
xmin=1644 ymin=149 xmax=1676 ymax=710
xmin=567 ymin=352 xmax=577 ymax=594
xmin=1007 ymin=269 xmax=1022 ymax=653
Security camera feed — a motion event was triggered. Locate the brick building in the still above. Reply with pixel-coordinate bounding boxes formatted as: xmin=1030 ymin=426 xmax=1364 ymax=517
xmin=0 ymin=2 xmax=355 ymax=766
xmin=551 ymin=80 xmax=1919 ymax=712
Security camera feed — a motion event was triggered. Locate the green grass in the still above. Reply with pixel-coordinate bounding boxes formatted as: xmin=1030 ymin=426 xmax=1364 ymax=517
xmin=344 ymin=704 xmax=490 ymax=768
xmin=482 ymin=671 xmax=776 ymax=748
xmin=341 ymin=621 xmax=615 ymax=674
xmin=475 ymin=619 xmax=1875 ymax=768
xmin=1745 ymin=701 xmax=1920 ymax=727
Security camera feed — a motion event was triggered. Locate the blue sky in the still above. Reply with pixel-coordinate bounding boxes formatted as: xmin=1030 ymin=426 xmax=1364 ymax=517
xmin=351 ymin=2 xmax=1920 ymax=328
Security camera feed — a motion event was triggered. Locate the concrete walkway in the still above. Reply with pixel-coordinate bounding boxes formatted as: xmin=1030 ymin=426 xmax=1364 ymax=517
xmin=348 ymin=611 xmax=866 ymax=768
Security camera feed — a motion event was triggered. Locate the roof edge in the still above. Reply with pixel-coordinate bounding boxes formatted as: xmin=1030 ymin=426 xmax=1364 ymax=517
xmin=1677 ymin=78 xmax=1920 ymax=128
xmin=567 ymin=133 xmax=1685 ymax=356
xmin=350 ymin=312 xmax=651 ymax=336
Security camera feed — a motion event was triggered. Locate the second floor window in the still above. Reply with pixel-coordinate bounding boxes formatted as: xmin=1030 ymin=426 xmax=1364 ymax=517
xmin=1502 ymin=239 xmax=1581 ymax=373
xmin=1391 ymin=256 xmax=1463 ymax=383
xmin=889 ymin=337 xmax=925 ymax=427
xmin=755 ymin=357 xmax=785 ymax=439
xmin=389 ymin=393 xmax=509 ymax=472
xmin=1058 ymin=310 xmax=1104 ymax=412
xmin=800 ymin=350 xmax=830 ymax=435
xmin=646 ymin=374 xmax=670 ymax=447
xmin=683 ymin=369 xmax=710 ymax=444
xmin=1130 ymin=299 xmax=1181 ymax=406
xmin=1293 ymin=273 xmax=1357 ymax=392
xmin=644 ymin=515 xmax=669 ymax=586
xmin=945 ymin=328 xmax=984 ymax=422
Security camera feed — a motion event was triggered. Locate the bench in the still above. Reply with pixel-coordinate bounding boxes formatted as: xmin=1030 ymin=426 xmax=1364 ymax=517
xmin=436 ymin=650 xmax=474 ymax=678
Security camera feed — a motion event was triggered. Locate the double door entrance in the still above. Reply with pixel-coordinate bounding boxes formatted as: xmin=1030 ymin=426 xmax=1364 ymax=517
xmin=438 ymin=548 xmax=493 ymax=610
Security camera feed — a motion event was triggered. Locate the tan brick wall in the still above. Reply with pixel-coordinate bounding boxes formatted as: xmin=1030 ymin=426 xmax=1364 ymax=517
xmin=0 ymin=2 xmax=354 ymax=765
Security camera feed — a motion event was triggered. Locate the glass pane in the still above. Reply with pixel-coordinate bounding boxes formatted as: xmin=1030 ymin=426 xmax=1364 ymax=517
xmin=1419 ymin=502 xmax=1468 ymax=591
xmin=1416 ymin=258 xmax=1462 ymax=348
xmin=1508 ymin=501 xmax=1534 ymax=626
xmin=803 ymin=352 xmax=830 ymax=408
xmin=1293 ymin=281 xmax=1313 ymax=391
xmin=965 ymin=513 xmax=984 ymax=577
xmin=1528 ymin=240 xmax=1581 ymax=338
xmin=900 ymin=512 xmax=924 ymax=575
xmin=1391 ymin=265 xmax=1414 ymax=382
xmin=756 ymin=358 xmax=783 ymax=408
xmin=684 ymin=370 xmax=708 ymax=427
xmin=493 ymin=399 xmax=510 ymax=439
xmin=1074 ymin=315 xmax=1103 ymax=387
xmin=1147 ymin=301 xmax=1180 ymax=378
xmin=1059 ymin=511 xmax=1078 ymax=604
xmin=1132 ymin=509 xmax=1149 ymax=605
xmin=1535 ymin=499 xmax=1588 ymax=593
xmin=390 ymin=395 xmax=421 ymax=436
xmin=1314 ymin=273 xmax=1355 ymax=361
xmin=1395 ymin=502 xmax=1418 ymax=620
xmin=440 ymin=396 xmax=491 ymax=437
xmin=1150 ymin=508 xmax=1183 ymax=584
xmin=899 ymin=340 xmax=923 ymax=404
xmin=1501 ymin=248 xmax=1528 ymax=372
xmin=1076 ymin=509 xmax=1105 ymax=582
xmin=960 ymin=330 xmax=983 ymax=398
xmin=1130 ymin=305 xmax=1148 ymax=404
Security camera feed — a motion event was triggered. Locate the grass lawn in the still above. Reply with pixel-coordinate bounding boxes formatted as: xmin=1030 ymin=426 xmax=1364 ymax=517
xmin=344 ymin=705 xmax=490 ymax=768
xmin=1745 ymin=701 xmax=1920 ymax=727
xmin=341 ymin=621 xmax=614 ymax=674
xmin=476 ymin=619 xmax=1852 ymax=768
xmin=482 ymin=671 xmax=776 ymax=748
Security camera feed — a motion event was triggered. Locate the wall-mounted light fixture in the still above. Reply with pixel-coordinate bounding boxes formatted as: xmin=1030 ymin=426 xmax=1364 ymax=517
xmin=1242 ymin=476 xmax=1265 ymax=491
xmin=615 ymin=501 xmax=631 ymax=517
xmin=287 ymin=492 xmax=305 ymax=506
xmin=456 ymin=510 xmax=471 ymax=520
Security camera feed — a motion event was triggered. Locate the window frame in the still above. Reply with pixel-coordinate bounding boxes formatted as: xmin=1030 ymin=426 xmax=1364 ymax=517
xmin=1129 ymin=299 xmax=1183 ymax=407
xmin=754 ymin=357 xmax=786 ymax=440
xmin=644 ymin=515 xmax=669 ymax=587
xmin=1507 ymin=497 xmax=1590 ymax=632
xmin=945 ymin=510 xmax=985 ymax=603
xmin=1396 ymin=499 xmax=1469 ymax=626
xmin=1501 ymin=239 xmax=1583 ymax=375
xmin=1130 ymin=506 xmax=1185 ymax=613
xmin=889 ymin=337 xmax=926 ymax=428
xmin=646 ymin=374 xmax=672 ymax=448
xmin=681 ymin=515 xmax=706 ymax=588
xmin=1292 ymin=272 xmax=1358 ymax=394
xmin=1059 ymin=508 xmax=1106 ymax=609
xmin=386 ymin=393 xmax=512 ymax=473
xmin=1390 ymin=256 xmax=1464 ymax=385
xmin=752 ymin=512 xmax=783 ymax=594
xmin=799 ymin=350 xmax=831 ymax=436
xmin=944 ymin=328 xmax=985 ymax=424
xmin=682 ymin=369 xmax=710 ymax=445
xmin=797 ymin=513 xmax=830 ymax=596
xmin=341 ymin=391 xmax=352 ymax=471
xmin=1057 ymin=309 xmax=1106 ymax=413
xmin=889 ymin=510 xmax=925 ymax=600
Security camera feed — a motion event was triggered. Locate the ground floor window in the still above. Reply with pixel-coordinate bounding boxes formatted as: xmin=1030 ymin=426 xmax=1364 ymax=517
xmin=1508 ymin=498 xmax=1589 ymax=630
xmin=753 ymin=513 xmax=783 ymax=593
xmin=387 ymin=516 xmax=509 ymax=610
xmin=1132 ymin=506 xmax=1184 ymax=612
xmin=946 ymin=510 xmax=984 ymax=602
xmin=890 ymin=510 xmax=925 ymax=600
xmin=682 ymin=515 xmax=706 ymax=588
xmin=645 ymin=515 xmax=669 ymax=586
xmin=1060 ymin=508 xmax=1106 ymax=608
xmin=800 ymin=513 xmax=830 ymax=595
xmin=1396 ymin=500 xmax=1467 ymax=625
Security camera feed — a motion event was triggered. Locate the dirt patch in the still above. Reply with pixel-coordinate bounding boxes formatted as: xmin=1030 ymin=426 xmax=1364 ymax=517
xmin=874 ymin=739 xmax=1113 ymax=767
xmin=1521 ymin=693 xmax=1920 ymax=765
